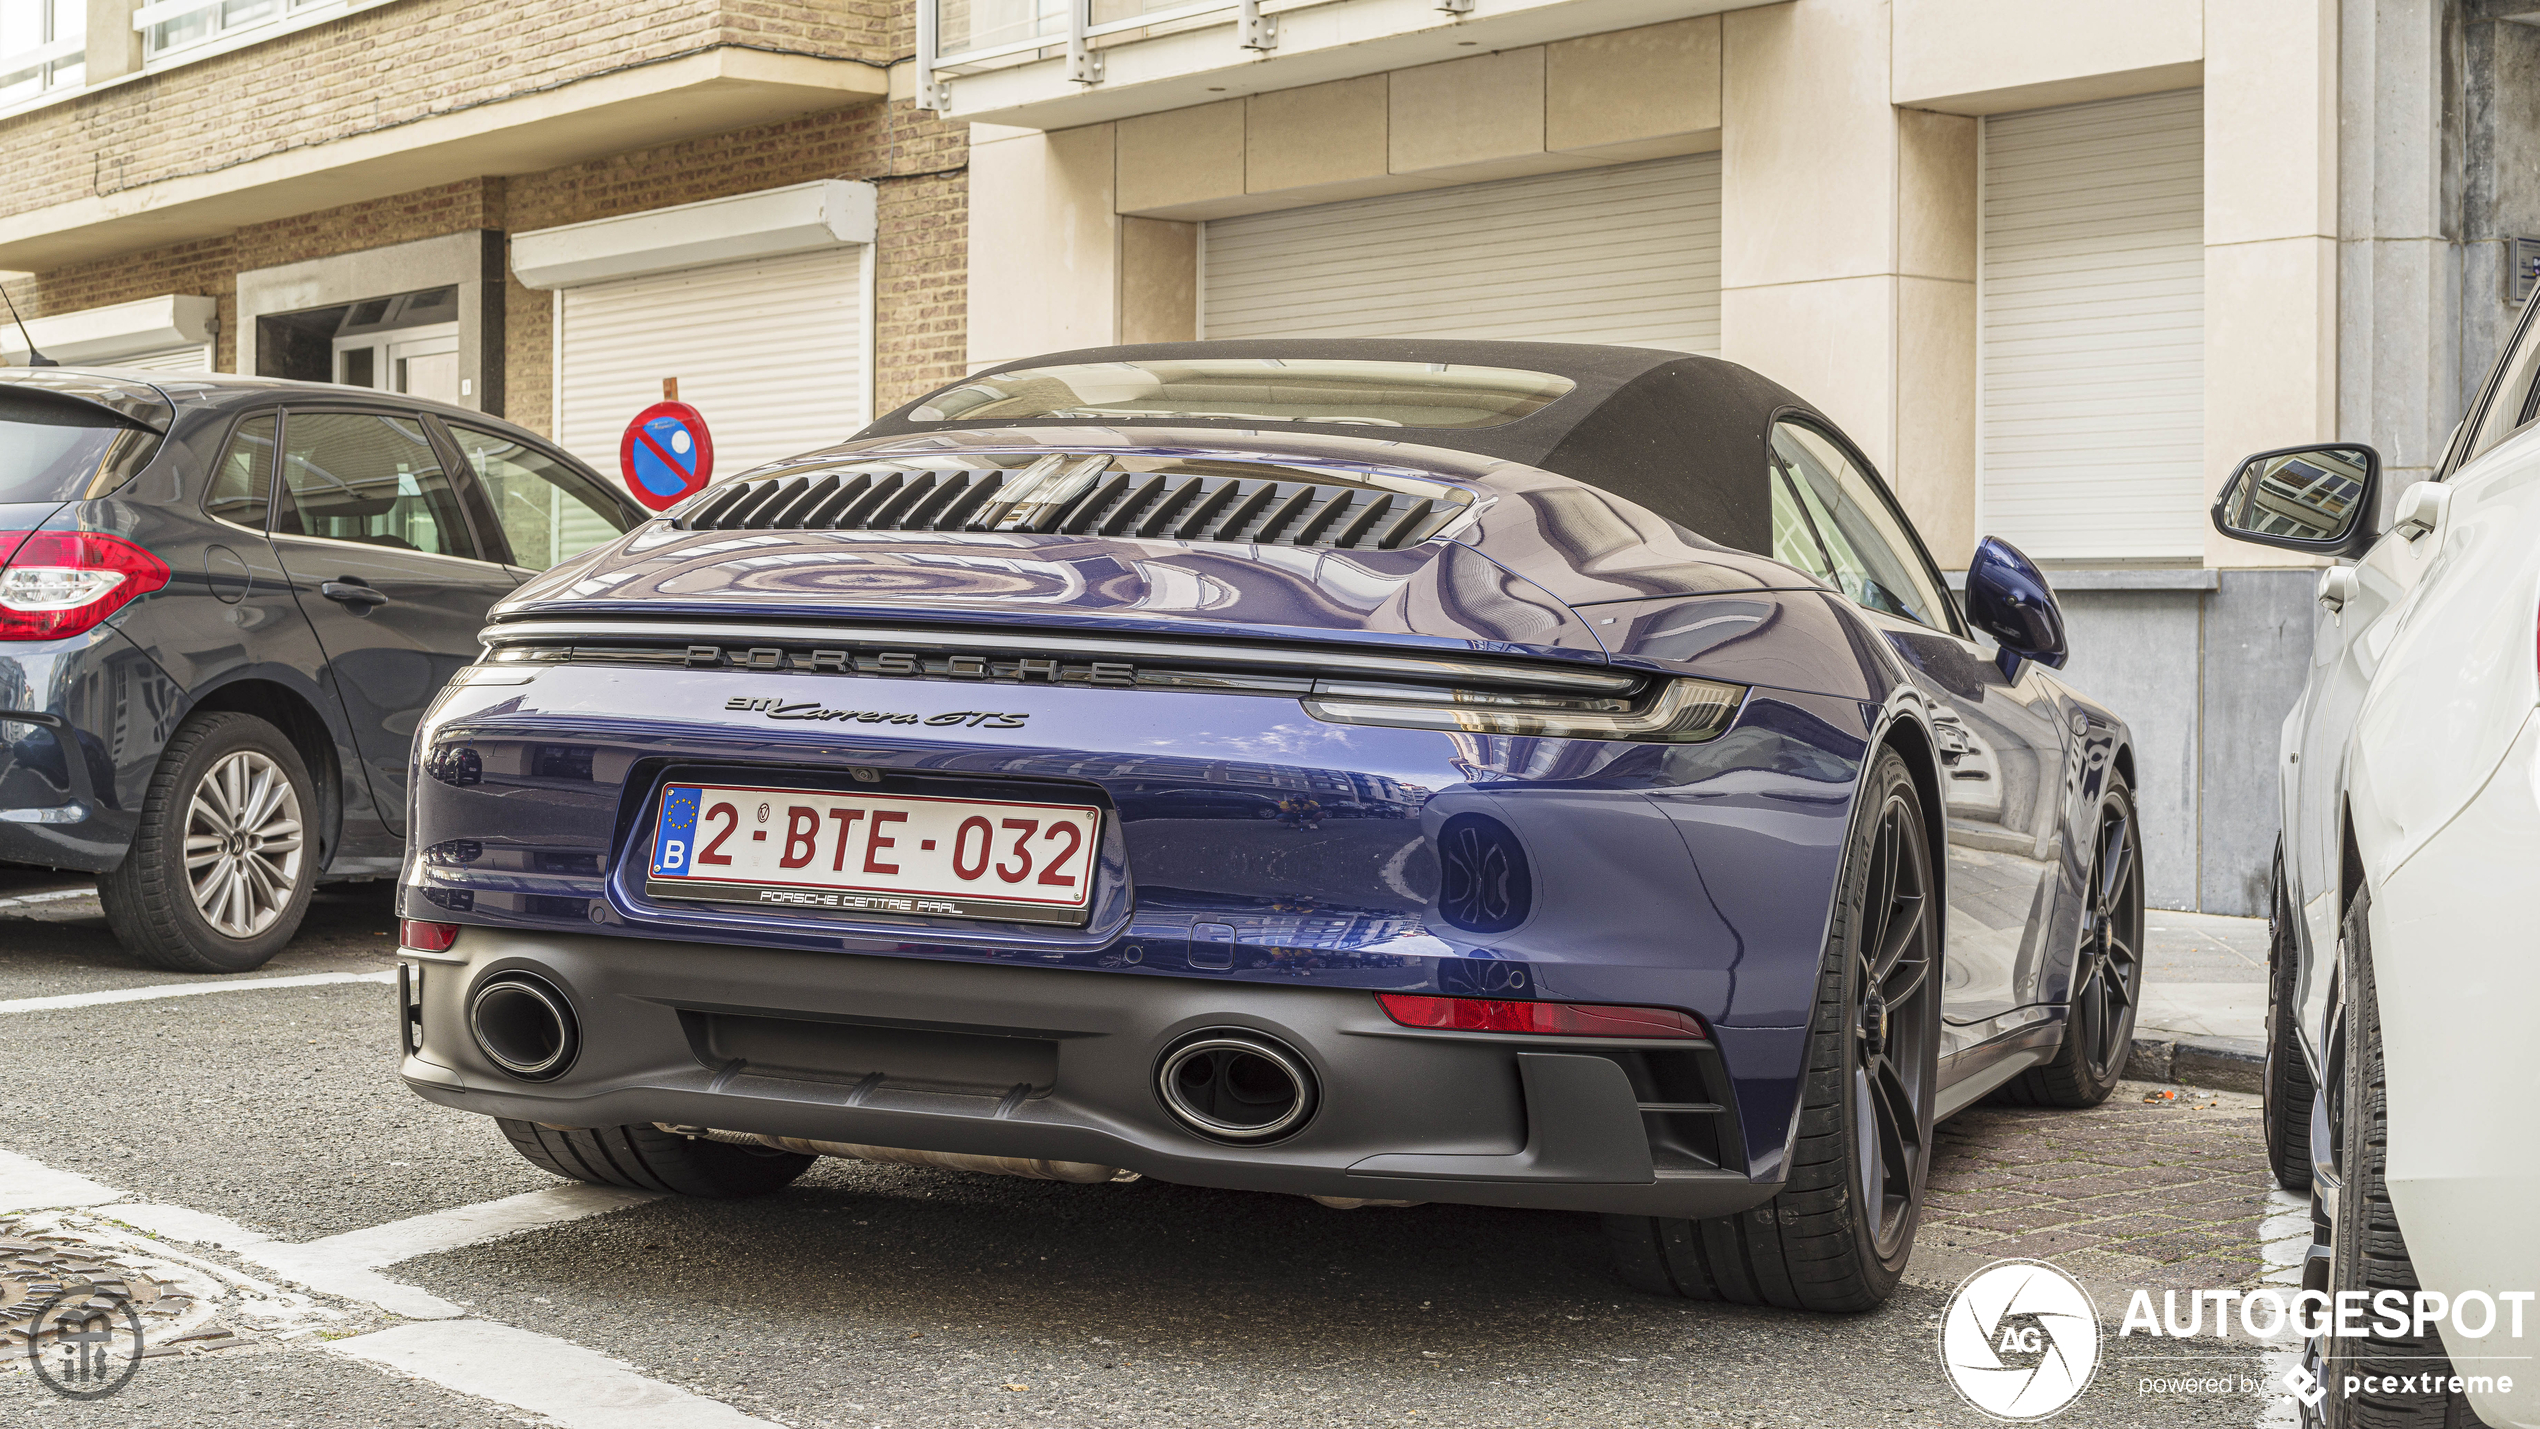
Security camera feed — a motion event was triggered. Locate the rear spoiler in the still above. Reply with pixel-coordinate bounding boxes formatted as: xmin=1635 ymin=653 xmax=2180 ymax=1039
xmin=0 ymin=370 xmax=173 ymax=432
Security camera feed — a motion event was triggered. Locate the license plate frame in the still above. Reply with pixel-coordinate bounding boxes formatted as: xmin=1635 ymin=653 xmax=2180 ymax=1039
xmin=643 ymin=780 xmax=1102 ymax=926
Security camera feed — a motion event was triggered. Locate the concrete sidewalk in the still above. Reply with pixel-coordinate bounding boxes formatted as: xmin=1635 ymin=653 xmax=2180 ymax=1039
xmin=2132 ymin=909 xmax=2271 ymax=1091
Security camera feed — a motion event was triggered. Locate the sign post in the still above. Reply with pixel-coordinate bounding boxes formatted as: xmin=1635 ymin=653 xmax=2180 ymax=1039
xmin=619 ymin=401 xmax=713 ymax=511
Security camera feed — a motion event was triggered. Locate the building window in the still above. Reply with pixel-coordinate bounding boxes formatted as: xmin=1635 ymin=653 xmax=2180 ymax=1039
xmin=0 ymin=0 xmax=85 ymax=106
xmin=140 ymin=0 xmax=306 ymax=61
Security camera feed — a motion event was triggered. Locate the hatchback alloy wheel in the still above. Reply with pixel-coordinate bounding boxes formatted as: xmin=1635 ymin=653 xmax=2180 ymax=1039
xmin=183 ymin=749 xmax=306 ymax=940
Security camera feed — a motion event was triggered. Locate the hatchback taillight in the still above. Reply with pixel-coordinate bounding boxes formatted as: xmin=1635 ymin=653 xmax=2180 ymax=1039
xmin=0 ymin=530 xmax=171 ymax=641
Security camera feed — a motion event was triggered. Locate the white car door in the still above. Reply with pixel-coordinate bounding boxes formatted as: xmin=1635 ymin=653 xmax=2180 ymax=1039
xmin=2289 ymin=295 xmax=2540 ymax=1044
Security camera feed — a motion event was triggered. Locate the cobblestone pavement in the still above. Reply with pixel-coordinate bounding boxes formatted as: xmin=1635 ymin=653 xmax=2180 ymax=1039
xmin=1911 ymin=1081 xmax=2281 ymax=1301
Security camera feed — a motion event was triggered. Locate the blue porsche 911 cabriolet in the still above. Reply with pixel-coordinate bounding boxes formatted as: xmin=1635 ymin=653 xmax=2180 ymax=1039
xmin=395 ymin=341 xmax=2140 ymax=1311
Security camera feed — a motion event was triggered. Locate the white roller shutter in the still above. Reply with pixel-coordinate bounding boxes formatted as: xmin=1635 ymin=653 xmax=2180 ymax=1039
xmin=108 ymin=344 xmax=211 ymax=372
xmin=1980 ymin=89 xmax=2204 ymax=561
xmin=1203 ymin=154 xmax=1720 ymax=354
xmin=554 ymin=247 xmax=865 ymax=482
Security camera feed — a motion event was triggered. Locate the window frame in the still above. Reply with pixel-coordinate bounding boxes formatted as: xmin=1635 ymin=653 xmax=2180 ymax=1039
xmin=1767 ymin=412 xmax=1968 ymax=639
xmin=197 ymin=406 xmax=284 ymax=535
xmin=269 ymin=404 xmax=496 ymax=566
xmin=2445 ymin=288 xmax=2540 ymax=479
xmin=432 ymin=416 xmax=641 ymax=573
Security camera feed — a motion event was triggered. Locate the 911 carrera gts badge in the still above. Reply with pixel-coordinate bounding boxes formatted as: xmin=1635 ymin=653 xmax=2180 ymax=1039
xmin=723 ymin=697 xmax=1028 ymax=729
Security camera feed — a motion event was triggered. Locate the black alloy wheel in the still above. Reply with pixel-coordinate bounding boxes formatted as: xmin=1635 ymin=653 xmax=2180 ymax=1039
xmin=1995 ymin=782 xmax=2143 ymax=1108
xmin=1605 ymin=748 xmax=1938 ymax=1311
xmin=1853 ymin=778 xmax=1940 ymax=1263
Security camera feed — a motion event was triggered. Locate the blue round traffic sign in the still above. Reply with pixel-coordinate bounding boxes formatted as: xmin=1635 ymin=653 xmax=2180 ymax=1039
xmin=619 ymin=401 xmax=713 ymax=511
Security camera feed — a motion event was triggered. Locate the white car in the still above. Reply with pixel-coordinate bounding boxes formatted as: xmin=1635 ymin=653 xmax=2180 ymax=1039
xmin=2216 ymin=298 xmax=2540 ymax=1427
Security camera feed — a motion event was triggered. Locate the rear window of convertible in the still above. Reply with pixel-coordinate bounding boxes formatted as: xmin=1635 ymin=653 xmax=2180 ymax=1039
xmin=909 ymin=359 xmax=1576 ymax=430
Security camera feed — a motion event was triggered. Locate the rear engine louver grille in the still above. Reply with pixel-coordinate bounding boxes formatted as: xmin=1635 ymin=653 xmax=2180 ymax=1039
xmin=671 ymin=464 xmax=1458 ymax=550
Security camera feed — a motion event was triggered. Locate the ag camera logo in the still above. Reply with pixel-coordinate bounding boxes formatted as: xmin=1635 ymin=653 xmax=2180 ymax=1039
xmin=1940 ymin=1259 xmax=2103 ymax=1421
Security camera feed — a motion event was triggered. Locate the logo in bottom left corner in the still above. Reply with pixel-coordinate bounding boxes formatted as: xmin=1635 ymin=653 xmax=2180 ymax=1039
xmin=27 ymin=1284 xmax=145 ymax=1399
xmin=1940 ymin=1258 xmax=2103 ymax=1421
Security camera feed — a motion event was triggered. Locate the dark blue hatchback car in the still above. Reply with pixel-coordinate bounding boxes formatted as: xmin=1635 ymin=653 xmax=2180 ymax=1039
xmin=0 ymin=369 xmax=640 ymax=971
xmin=399 ymin=341 xmax=2140 ymax=1310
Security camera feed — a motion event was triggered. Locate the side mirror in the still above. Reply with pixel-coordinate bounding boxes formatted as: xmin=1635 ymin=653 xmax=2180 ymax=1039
xmin=2211 ymin=443 xmax=2380 ymax=556
xmin=1965 ymin=536 xmax=2067 ymax=679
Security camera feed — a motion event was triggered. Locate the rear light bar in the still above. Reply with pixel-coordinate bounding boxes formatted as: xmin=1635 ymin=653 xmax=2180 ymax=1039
xmin=1376 ymin=993 xmax=1707 ymax=1040
xmin=0 ymin=530 xmax=171 ymax=641
xmin=1306 ymin=676 xmax=1745 ymax=744
xmin=400 ymin=919 xmax=460 ymax=952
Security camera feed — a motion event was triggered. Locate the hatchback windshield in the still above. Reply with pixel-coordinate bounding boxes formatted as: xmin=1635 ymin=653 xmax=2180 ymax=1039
xmin=0 ymin=391 xmax=154 ymax=504
xmin=909 ymin=359 xmax=1576 ymax=429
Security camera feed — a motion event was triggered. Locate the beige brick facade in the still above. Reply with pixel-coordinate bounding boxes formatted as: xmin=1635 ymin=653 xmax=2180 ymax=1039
xmin=0 ymin=2 xmax=965 ymax=429
xmin=0 ymin=0 xmax=901 ymax=220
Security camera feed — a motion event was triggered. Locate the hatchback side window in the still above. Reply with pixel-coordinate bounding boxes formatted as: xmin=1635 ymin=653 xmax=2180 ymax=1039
xmin=204 ymin=415 xmax=276 ymax=530
xmin=274 ymin=413 xmax=479 ymax=560
xmin=447 ymin=424 xmax=634 ymax=571
xmin=1769 ymin=422 xmax=1949 ymax=629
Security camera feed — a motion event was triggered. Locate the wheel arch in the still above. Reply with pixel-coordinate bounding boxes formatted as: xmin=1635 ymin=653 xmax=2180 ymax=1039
xmin=1873 ymin=712 xmax=1950 ymax=949
xmin=183 ymin=679 xmax=345 ymax=869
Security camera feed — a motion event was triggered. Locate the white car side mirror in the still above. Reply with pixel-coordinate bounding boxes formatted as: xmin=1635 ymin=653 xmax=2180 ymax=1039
xmin=2391 ymin=480 xmax=2451 ymax=542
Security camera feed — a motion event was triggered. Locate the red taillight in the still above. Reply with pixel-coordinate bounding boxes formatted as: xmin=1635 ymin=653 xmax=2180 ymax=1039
xmin=0 ymin=530 xmax=172 ymax=641
xmin=1375 ymin=993 xmax=1707 ymax=1040
xmin=400 ymin=919 xmax=460 ymax=952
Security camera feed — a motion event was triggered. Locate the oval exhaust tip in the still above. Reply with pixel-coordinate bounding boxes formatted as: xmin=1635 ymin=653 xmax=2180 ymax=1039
xmin=468 ymin=973 xmax=579 ymax=1081
xmin=1156 ymin=1031 xmax=1317 ymax=1142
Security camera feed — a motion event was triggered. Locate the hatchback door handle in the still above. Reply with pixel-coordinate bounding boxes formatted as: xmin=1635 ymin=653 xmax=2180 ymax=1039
xmin=321 ymin=581 xmax=390 ymax=607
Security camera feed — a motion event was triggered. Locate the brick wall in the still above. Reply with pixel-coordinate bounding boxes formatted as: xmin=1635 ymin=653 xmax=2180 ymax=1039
xmin=0 ymin=0 xmax=903 ymax=222
xmin=503 ymin=97 xmax=970 ymax=428
xmin=0 ymin=4 xmax=967 ymax=429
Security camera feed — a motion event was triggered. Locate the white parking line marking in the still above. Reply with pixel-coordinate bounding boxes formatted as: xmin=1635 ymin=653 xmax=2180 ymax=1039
xmin=113 ymin=1203 xmax=464 ymax=1320
xmin=2254 ymin=1187 xmax=2311 ymax=1426
xmin=0 ymin=1147 xmax=125 ymax=1213
xmin=299 ymin=1184 xmax=661 ymax=1269
xmin=327 ymin=1321 xmax=780 ymax=1429
xmin=0 ymin=968 xmax=394 ymax=1015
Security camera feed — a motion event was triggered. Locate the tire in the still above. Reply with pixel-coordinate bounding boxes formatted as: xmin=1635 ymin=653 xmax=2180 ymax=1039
xmin=497 ymin=1120 xmax=814 ymax=1198
xmin=99 ymin=712 xmax=318 ymax=974
xmin=2320 ymin=889 xmax=2485 ymax=1429
xmin=1604 ymin=748 xmax=1939 ymax=1312
xmin=1993 ymin=780 xmax=2143 ymax=1108
xmin=2263 ymin=847 xmax=2317 ymax=1193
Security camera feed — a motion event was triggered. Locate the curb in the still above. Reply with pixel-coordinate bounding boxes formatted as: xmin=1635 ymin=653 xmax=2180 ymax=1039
xmin=2125 ymin=1033 xmax=2264 ymax=1095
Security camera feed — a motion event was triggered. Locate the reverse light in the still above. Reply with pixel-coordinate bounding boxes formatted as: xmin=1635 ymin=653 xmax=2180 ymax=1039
xmin=1303 ymin=676 xmax=1745 ymax=743
xmin=400 ymin=919 xmax=461 ymax=952
xmin=0 ymin=531 xmax=172 ymax=641
xmin=1376 ymin=993 xmax=1708 ymax=1040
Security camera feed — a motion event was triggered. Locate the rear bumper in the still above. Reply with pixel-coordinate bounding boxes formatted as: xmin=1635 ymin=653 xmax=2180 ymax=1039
xmin=0 ymin=626 xmax=155 ymax=872
xmin=403 ymin=925 xmax=1776 ymax=1220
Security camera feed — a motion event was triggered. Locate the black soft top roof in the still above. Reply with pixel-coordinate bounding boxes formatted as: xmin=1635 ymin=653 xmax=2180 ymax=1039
xmin=862 ymin=339 xmax=1834 ymax=556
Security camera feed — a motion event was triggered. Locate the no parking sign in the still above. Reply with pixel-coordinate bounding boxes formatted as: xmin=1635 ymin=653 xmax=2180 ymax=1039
xmin=619 ymin=401 xmax=714 ymax=511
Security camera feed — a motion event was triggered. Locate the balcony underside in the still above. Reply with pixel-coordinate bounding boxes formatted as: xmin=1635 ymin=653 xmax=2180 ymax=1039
xmin=935 ymin=0 xmax=1771 ymax=128
xmin=0 ymin=46 xmax=890 ymax=272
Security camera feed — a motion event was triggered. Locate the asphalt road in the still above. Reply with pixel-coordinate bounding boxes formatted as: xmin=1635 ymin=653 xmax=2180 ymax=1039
xmin=0 ymin=866 xmax=2293 ymax=1428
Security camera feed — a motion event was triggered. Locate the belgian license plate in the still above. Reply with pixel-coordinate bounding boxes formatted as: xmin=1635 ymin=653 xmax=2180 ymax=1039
xmin=644 ymin=782 xmax=1102 ymax=925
